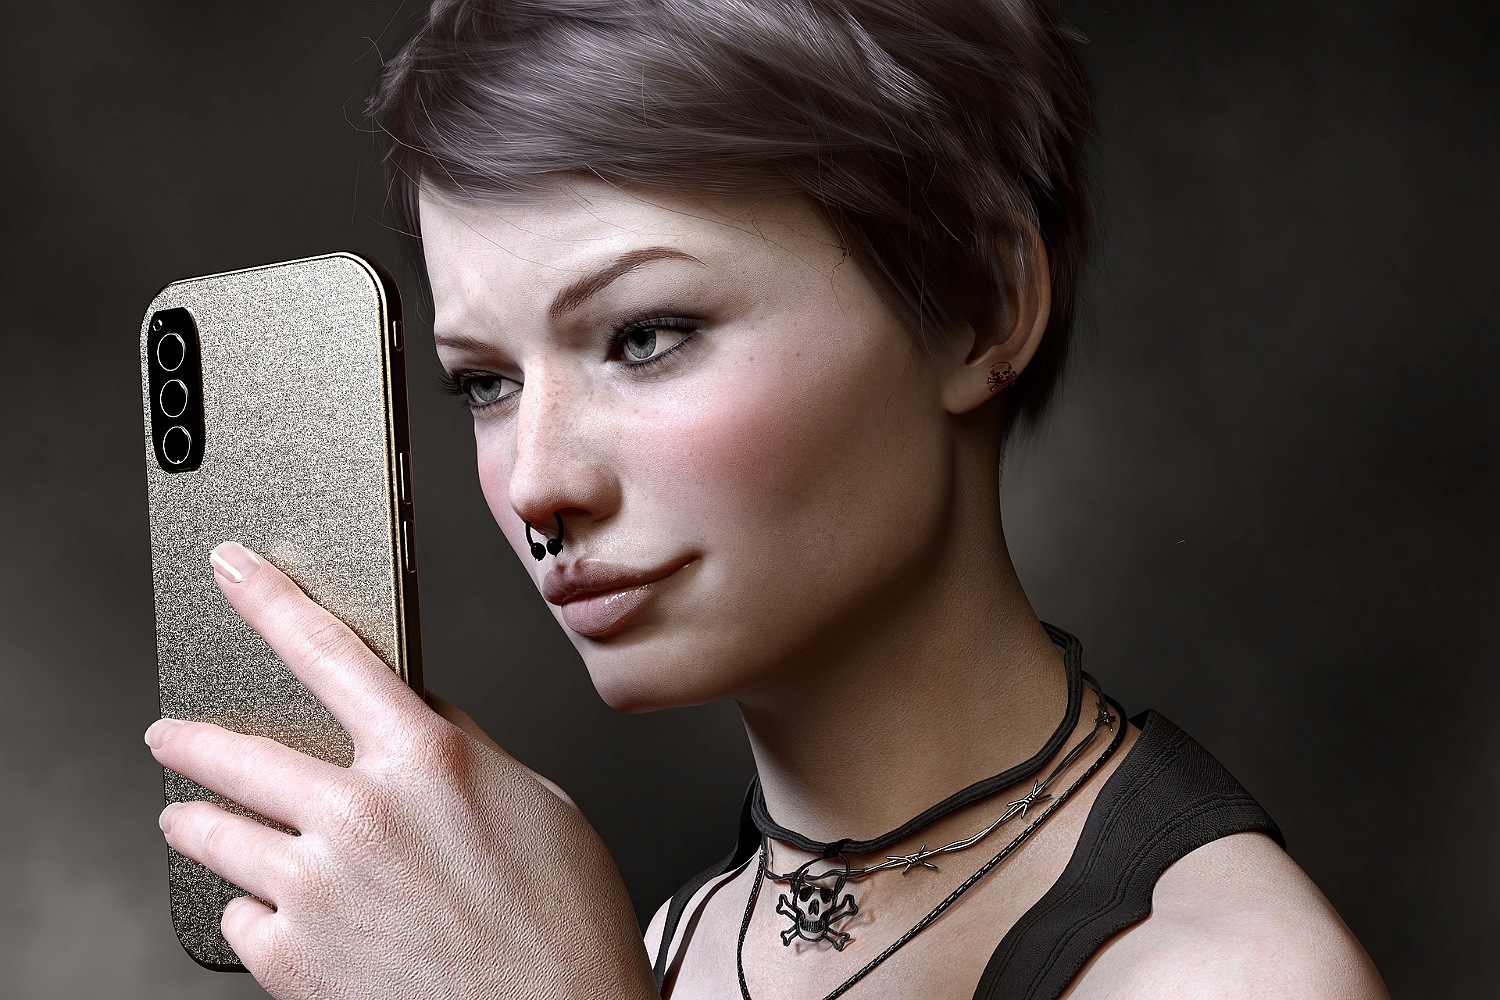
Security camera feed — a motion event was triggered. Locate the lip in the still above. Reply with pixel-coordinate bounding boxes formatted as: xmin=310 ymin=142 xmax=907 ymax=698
xmin=543 ymin=558 xmax=690 ymax=639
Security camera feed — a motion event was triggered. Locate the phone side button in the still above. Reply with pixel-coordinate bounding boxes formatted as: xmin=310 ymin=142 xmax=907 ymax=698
xmin=397 ymin=451 xmax=410 ymax=504
xmin=390 ymin=318 xmax=403 ymax=352
xmin=401 ymin=520 xmax=416 ymax=573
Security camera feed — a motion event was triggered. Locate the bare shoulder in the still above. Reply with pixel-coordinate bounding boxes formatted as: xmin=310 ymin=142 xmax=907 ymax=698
xmin=642 ymin=895 xmax=672 ymax=959
xmin=1063 ymin=832 xmax=1389 ymax=1000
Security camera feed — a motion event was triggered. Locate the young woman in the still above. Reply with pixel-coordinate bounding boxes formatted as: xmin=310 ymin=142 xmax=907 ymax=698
xmin=145 ymin=1 xmax=1389 ymax=997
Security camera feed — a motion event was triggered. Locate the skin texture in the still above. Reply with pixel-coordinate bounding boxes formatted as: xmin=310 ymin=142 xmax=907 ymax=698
xmin=149 ymin=178 xmax=1388 ymax=998
xmin=419 ymin=180 xmax=1072 ymax=841
xmin=150 ymin=543 xmax=656 ymax=999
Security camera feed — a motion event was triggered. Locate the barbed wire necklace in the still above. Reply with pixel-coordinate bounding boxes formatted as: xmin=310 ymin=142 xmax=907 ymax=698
xmin=748 ymin=622 xmax=1089 ymax=859
xmin=736 ymin=690 xmax=1126 ymax=1000
xmin=758 ymin=682 xmax=1113 ymax=951
xmin=768 ymin=681 xmax=1115 ymax=893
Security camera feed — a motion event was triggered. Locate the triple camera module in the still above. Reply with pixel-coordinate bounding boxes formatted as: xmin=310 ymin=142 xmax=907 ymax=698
xmin=146 ymin=308 xmax=206 ymax=473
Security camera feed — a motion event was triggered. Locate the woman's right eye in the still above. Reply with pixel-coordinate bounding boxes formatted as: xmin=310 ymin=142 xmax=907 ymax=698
xmin=464 ymin=374 xmax=512 ymax=405
xmin=440 ymin=370 xmax=520 ymax=410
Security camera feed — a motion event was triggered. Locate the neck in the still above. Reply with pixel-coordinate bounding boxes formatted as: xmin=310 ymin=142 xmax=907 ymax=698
xmin=736 ymin=508 xmax=1070 ymax=844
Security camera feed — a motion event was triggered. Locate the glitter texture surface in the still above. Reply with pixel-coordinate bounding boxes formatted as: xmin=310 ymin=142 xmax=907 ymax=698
xmin=140 ymin=253 xmax=419 ymax=970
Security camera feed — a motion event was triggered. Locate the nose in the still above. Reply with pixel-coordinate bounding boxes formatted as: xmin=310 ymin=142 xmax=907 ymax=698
xmin=505 ymin=367 xmax=617 ymax=548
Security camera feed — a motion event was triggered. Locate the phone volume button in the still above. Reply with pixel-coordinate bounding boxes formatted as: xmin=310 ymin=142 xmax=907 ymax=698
xmin=390 ymin=318 xmax=403 ymax=352
xmin=401 ymin=519 xmax=416 ymax=573
xmin=397 ymin=451 xmax=410 ymax=504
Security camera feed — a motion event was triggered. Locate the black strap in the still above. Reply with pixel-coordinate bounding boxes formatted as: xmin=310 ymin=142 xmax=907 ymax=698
xmin=749 ymin=621 xmax=1086 ymax=857
xmin=652 ymin=780 xmax=763 ymax=991
xmin=971 ymin=710 xmax=1284 ymax=1000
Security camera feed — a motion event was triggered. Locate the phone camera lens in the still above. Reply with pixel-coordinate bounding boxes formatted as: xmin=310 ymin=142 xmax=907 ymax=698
xmin=156 ymin=333 xmax=186 ymax=371
xmin=161 ymin=425 xmax=193 ymax=466
xmin=159 ymin=379 xmax=189 ymax=418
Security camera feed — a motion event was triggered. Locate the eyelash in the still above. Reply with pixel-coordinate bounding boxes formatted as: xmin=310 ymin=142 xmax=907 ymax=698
xmin=438 ymin=314 xmax=701 ymax=413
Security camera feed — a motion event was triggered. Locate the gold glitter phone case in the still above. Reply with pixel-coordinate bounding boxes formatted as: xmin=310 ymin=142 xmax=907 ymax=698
xmin=139 ymin=252 xmax=423 ymax=971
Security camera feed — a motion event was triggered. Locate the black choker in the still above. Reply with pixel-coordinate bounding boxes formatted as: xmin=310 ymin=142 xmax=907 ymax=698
xmin=748 ymin=620 xmax=1087 ymax=857
xmin=738 ymin=685 xmax=1128 ymax=1000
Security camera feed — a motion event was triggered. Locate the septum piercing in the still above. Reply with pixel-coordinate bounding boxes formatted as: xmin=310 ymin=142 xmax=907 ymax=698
xmin=525 ymin=513 xmax=565 ymax=561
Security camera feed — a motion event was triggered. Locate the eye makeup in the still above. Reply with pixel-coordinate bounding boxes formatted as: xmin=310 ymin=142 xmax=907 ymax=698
xmin=438 ymin=311 xmax=704 ymax=413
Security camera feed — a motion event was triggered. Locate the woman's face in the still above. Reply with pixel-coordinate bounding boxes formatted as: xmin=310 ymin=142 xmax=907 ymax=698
xmin=421 ymin=179 xmax=962 ymax=712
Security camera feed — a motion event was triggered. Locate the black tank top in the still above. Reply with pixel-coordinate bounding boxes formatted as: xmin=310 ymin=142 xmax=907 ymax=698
xmin=652 ymin=709 xmax=1283 ymax=999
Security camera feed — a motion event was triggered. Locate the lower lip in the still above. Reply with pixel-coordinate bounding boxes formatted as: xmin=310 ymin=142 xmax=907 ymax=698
xmin=560 ymin=581 xmax=664 ymax=638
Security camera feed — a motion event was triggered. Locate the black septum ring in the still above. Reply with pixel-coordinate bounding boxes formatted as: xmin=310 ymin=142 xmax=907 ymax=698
xmin=525 ymin=513 xmax=565 ymax=561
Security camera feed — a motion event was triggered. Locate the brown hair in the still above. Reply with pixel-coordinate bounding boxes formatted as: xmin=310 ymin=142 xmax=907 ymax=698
xmin=368 ymin=0 xmax=1096 ymax=451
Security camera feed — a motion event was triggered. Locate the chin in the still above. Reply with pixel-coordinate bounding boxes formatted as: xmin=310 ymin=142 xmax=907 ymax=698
xmin=590 ymin=680 xmax=677 ymax=715
xmin=578 ymin=640 xmax=748 ymax=715
xmin=583 ymin=661 xmax=718 ymax=715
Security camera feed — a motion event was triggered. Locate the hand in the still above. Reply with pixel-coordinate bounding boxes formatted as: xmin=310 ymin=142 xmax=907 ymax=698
xmin=146 ymin=542 xmax=658 ymax=1000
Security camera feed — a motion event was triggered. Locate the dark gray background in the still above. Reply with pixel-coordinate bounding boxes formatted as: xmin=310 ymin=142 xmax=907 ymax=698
xmin=2 ymin=2 xmax=1493 ymax=997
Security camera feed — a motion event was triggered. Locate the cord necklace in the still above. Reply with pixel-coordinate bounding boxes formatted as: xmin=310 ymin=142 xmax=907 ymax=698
xmin=736 ymin=688 xmax=1126 ymax=1000
xmin=766 ymin=680 xmax=1116 ymax=890
xmin=749 ymin=621 xmax=1087 ymax=858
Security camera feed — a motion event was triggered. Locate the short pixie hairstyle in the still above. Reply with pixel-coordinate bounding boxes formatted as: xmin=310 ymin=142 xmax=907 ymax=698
xmin=369 ymin=0 xmax=1096 ymax=452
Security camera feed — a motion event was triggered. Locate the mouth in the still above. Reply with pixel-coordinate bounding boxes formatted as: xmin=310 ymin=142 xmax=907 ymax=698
xmin=543 ymin=558 xmax=691 ymax=639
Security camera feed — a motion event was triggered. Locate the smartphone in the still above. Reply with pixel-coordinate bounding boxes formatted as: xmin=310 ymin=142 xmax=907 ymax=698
xmin=139 ymin=252 xmax=423 ymax=971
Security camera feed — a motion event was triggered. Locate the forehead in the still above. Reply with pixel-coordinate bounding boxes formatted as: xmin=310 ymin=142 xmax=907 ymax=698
xmin=419 ymin=178 xmax=815 ymax=250
xmin=418 ymin=179 xmax=846 ymax=329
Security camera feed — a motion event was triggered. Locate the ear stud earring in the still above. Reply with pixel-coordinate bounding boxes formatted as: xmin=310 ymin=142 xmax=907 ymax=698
xmin=525 ymin=512 xmax=565 ymax=560
xmin=987 ymin=361 xmax=1017 ymax=392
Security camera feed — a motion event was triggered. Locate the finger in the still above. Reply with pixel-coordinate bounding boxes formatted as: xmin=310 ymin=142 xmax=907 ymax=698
xmin=210 ymin=542 xmax=423 ymax=747
xmin=220 ymin=895 xmax=281 ymax=974
xmin=160 ymin=799 xmax=298 ymax=905
xmin=146 ymin=718 xmax=340 ymax=829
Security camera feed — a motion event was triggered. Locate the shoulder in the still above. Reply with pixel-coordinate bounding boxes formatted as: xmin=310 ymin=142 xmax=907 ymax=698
xmin=642 ymin=895 xmax=672 ymax=960
xmin=1063 ymin=832 xmax=1389 ymax=1000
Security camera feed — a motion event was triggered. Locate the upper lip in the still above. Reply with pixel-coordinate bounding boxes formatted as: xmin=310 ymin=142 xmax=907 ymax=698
xmin=541 ymin=558 xmax=688 ymax=605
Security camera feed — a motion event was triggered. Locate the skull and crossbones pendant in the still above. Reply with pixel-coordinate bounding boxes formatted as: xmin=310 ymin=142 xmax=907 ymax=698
xmin=775 ymin=865 xmax=860 ymax=950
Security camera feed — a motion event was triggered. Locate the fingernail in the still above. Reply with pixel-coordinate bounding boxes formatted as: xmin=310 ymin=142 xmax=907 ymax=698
xmin=145 ymin=718 xmax=183 ymax=749
xmin=159 ymin=802 xmax=184 ymax=834
xmin=211 ymin=542 xmax=263 ymax=584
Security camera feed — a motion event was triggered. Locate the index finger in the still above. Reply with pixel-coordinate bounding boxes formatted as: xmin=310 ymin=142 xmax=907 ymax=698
xmin=210 ymin=541 xmax=424 ymax=748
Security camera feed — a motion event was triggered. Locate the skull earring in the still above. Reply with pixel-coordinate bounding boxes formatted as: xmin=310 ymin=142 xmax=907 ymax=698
xmin=525 ymin=512 xmax=565 ymax=561
xmin=987 ymin=361 xmax=1017 ymax=392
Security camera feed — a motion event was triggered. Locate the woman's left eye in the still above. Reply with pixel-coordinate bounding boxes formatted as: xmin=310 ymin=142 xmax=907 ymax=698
xmin=612 ymin=318 xmax=697 ymax=367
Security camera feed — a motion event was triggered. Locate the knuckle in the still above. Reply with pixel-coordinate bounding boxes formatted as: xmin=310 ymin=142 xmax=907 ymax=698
xmin=273 ymin=841 xmax=317 ymax=892
xmin=294 ymin=613 xmax=358 ymax=668
xmin=382 ymin=710 xmax=471 ymax=779
xmin=418 ymin=716 xmax=475 ymax=772
xmin=314 ymin=780 xmax=387 ymax=843
xmin=197 ymin=808 xmax=238 ymax=860
xmin=232 ymin=732 xmax=282 ymax=774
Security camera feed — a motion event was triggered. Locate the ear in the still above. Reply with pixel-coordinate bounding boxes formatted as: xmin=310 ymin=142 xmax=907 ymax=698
xmin=939 ymin=226 xmax=1052 ymax=416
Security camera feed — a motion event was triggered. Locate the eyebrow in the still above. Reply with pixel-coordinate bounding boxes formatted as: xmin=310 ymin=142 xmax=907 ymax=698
xmin=547 ymin=246 xmax=704 ymax=322
xmin=434 ymin=245 xmax=705 ymax=352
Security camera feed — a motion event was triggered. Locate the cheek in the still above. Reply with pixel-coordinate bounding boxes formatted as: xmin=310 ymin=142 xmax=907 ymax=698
xmin=463 ymin=334 xmax=938 ymax=569
xmin=633 ymin=347 xmax=933 ymax=545
xmin=468 ymin=382 xmax=833 ymax=557
xmin=641 ymin=388 xmax=793 ymax=505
